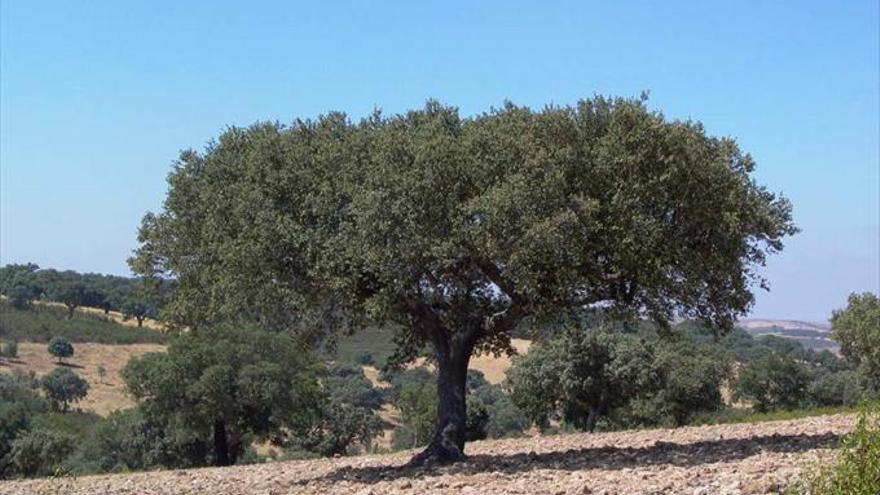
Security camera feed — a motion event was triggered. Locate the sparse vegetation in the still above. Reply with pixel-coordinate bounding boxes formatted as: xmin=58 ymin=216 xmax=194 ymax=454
xmin=786 ymin=405 xmax=880 ymax=495
xmin=0 ymin=300 xmax=168 ymax=344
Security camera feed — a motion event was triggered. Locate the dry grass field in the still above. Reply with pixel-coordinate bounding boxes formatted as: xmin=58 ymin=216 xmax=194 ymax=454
xmin=0 ymin=342 xmax=166 ymax=416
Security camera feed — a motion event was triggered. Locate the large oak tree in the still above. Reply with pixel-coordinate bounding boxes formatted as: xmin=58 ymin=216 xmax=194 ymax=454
xmin=131 ymin=96 xmax=796 ymax=464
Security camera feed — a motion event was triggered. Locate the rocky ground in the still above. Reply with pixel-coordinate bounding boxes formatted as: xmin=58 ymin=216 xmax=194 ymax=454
xmin=1 ymin=414 xmax=852 ymax=495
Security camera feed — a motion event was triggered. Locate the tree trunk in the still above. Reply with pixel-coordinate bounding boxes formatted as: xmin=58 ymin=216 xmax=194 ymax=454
xmin=136 ymin=316 xmax=144 ymax=327
xmin=67 ymin=305 xmax=75 ymax=319
xmin=213 ymin=420 xmax=230 ymax=466
xmin=408 ymin=334 xmax=471 ymax=466
xmin=585 ymin=406 xmax=600 ymax=433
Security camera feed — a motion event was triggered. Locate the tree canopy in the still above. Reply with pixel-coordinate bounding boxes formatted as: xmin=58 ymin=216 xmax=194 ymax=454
xmin=831 ymin=292 xmax=880 ymax=394
xmin=131 ymin=96 xmax=796 ymax=464
xmin=121 ymin=325 xmax=322 ymax=466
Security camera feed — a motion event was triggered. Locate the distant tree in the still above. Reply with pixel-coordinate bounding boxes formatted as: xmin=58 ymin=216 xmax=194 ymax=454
xmin=96 ymin=365 xmax=107 ymax=384
xmin=292 ymin=362 xmax=384 ymax=457
xmin=393 ymin=381 xmax=438 ymax=450
xmin=122 ymin=325 xmax=322 ymax=467
xmin=41 ymin=368 xmax=90 ymax=412
xmin=2 ymin=340 xmax=18 ymax=359
xmin=50 ymin=283 xmax=90 ymax=318
xmin=131 ymin=97 xmax=797 ymax=463
xmin=809 ymin=370 xmax=862 ymax=407
xmin=650 ymin=341 xmax=732 ymax=426
xmin=831 ymin=292 xmax=880 ymax=394
xmin=508 ymin=328 xmax=659 ymax=432
xmin=734 ymin=353 xmax=812 ymax=412
xmin=47 ymin=336 xmax=74 ymax=364
xmin=7 ymin=286 xmax=35 ymax=310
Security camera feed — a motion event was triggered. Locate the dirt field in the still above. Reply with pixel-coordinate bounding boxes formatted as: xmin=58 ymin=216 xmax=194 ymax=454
xmin=1 ymin=414 xmax=852 ymax=495
xmin=0 ymin=342 xmax=166 ymax=416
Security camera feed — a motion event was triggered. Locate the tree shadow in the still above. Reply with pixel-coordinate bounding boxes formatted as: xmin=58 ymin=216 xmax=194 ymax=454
xmin=56 ymin=361 xmax=85 ymax=369
xmin=293 ymin=431 xmax=839 ymax=486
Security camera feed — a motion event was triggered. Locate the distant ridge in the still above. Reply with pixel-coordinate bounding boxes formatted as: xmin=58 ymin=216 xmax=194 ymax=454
xmin=736 ymin=318 xmax=837 ymax=351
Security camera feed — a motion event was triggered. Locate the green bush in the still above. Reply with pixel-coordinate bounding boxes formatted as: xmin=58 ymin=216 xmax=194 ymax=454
xmin=734 ymin=352 xmax=812 ymax=412
xmin=809 ymin=370 xmax=863 ymax=407
xmin=41 ymin=368 xmax=89 ymax=412
xmin=47 ymin=336 xmax=74 ymax=363
xmin=352 ymin=350 xmax=374 ymax=366
xmin=787 ymin=405 xmax=880 ymax=495
xmin=8 ymin=428 xmax=76 ymax=477
xmin=1 ymin=340 xmax=17 ymax=358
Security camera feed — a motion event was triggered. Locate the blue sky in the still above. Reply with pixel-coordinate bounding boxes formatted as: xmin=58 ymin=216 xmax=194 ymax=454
xmin=1 ymin=1 xmax=877 ymax=321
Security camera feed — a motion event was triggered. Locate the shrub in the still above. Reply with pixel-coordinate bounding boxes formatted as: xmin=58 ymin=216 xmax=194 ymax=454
xmin=47 ymin=336 xmax=74 ymax=364
xmin=787 ymin=405 xmax=880 ymax=495
xmin=1 ymin=340 xmax=17 ymax=359
xmin=809 ymin=371 xmax=863 ymax=407
xmin=352 ymin=351 xmax=374 ymax=366
xmin=41 ymin=368 xmax=90 ymax=412
xmin=8 ymin=428 xmax=76 ymax=477
xmin=122 ymin=325 xmax=322 ymax=467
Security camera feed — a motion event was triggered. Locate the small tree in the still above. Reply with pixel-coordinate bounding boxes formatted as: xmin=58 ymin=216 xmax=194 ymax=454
xmin=122 ymin=325 xmax=322 ymax=467
xmin=41 ymin=367 xmax=90 ymax=412
xmin=734 ymin=353 xmax=811 ymax=412
xmin=47 ymin=336 xmax=74 ymax=364
xmin=2 ymin=340 xmax=18 ymax=359
xmin=7 ymin=285 xmax=34 ymax=310
xmin=509 ymin=328 xmax=658 ymax=432
xmin=50 ymin=282 xmax=89 ymax=318
xmin=96 ymin=365 xmax=107 ymax=384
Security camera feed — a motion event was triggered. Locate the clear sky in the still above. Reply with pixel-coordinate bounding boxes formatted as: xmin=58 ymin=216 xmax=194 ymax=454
xmin=1 ymin=1 xmax=877 ymax=322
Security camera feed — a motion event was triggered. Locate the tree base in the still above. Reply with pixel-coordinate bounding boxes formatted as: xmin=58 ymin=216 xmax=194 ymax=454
xmin=406 ymin=440 xmax=466 ymax=467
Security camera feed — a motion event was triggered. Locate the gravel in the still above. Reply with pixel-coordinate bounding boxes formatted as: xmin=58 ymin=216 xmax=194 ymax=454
xmin=0 ymin=414 xmax=852 ymax=495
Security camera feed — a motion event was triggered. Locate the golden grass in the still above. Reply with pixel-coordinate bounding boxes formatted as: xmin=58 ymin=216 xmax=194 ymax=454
xmin=0 ymin=342 xmax=166 ymax=416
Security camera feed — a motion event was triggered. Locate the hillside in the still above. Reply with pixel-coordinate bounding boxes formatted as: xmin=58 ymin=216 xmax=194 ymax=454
xmin=737 ymin=319 xmax=837 ymax=352
xmin=1 ymin=413 xmax=854 ymax=495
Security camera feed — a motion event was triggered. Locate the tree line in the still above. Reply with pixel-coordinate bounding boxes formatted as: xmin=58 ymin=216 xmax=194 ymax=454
xmin=0 ymin=264 xmax=169 ymax=326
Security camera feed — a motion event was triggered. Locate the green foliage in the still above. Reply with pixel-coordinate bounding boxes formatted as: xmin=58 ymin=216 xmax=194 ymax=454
xmin=509 ymin=328 xmax=658 ymax=431
xmin=330 ymin=326 xmax=397 ymax=368
xmin=392 ymin=377 xmax=438 ymax=450
xmin=1 ymin=340 xmax=17 ymax=358
xmin=809 ymin=370 xmax=863 ymax=407
xmin=41 ymin=368 xmax=90 ymax=412
xmin=122 ymin=324 xmax=322 ymax=466
xmin=734 ymin=353 xmax=812 ymax=412
xmin=132 ymin=98 xmax=795 ymax=459
xmin=0 ymin=301 xmax=168 ymax=344
xmin=7 ymin=286 xmax=35 ymax=310
xmin=650 ymin=341 xmax=732 ymax=426
xmin=292 ymin=363 xmax=384 ymax=456
xmin=831 ymin=293 xmax=880 ymax=396
xmin=787 ymin=406 xmax=880 ymax=495
xmin=7 ymin=428 xmax=76 ymax=477
xmin=72 ymin=408 xmax=210 ymax=473
xmin=47 ymin=336 xmax=74 ymax=363
xmin=0 ymin=263 xmax=172 ymax=317
xmin=352 ymin=350 xmax=374 ymax=366
xmin=0 ymin=371 xmax=49 ymax=477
